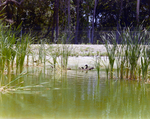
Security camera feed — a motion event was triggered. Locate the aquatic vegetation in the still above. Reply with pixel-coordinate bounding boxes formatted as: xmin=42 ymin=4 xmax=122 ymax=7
xmin=103 ymin=33 xmax=117 ymax=79
xmin=100 ymin=27 xmax=150 ymax=81
xmin=0 ymin=21 xmax=32 ymax=90
xmin=0 ymin=71 xmax=27 ymax=93
xmin=95 ymin=56 xmax=101 ymax=79
xmin=16 ymin=35 xmax=30 ymax=73
xmin=60 ymin=45 xmax=71 ymax=70
xmin=121 ymin=27 xmax=148 ymax=80
xmin=47 ymin=45 xmax=60 ymax=69
xmin=38 ymin=40 xmax=46 ymax=65
xmin=141 ymin=47 xmax=150 ymax=81
xmin=0 ymin=24 xmax=16 ymax=74
xmin=1 ymin=21 xmax=150 ymax=95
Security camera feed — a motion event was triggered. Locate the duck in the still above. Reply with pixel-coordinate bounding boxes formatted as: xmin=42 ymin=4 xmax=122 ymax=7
xmin=62 ymin=65 xmax=71 ymax=70
xmin=79 ymin=65 xmax=94 ymax=71
xmin=79 ymin=67 xmax=84 ymax=70
xmin=85 ymin=64 xmax=94 ymax=70
xmin=66 ymin=67 xmax=71 ymax=70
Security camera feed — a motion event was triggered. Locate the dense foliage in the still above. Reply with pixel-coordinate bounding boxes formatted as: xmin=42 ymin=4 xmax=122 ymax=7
xmin=0 ymin=0 xmax=150 ymax=44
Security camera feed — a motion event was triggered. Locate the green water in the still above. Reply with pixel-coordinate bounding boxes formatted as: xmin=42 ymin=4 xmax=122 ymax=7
xmin=0 ymin=68 xmax=150 ymax=119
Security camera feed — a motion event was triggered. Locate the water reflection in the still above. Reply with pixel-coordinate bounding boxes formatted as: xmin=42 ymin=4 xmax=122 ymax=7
xmin=0 ymin=68 xmax=150 ymax=119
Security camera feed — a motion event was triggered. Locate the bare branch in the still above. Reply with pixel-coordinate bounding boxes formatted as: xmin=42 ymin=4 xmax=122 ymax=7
xmin=0 ymin=0 xmax=24 ymax=7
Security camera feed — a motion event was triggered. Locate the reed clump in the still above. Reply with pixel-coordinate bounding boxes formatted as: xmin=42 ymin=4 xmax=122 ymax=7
xmin=0 ymin=21 xmax=31 ymax=90
xmin=60 ymin=45 xmax=72 ymax=70
xmin=16 ymin=35 xmax=30 ymax=73
xmin=102 ymin=33 xmax=117 ymax=79
xmin=47 ymin=45 xmax=60 ymax=70
xmin=94 ymin=57 xmax=99 ymax=77
xmin=141 ymin=47 xmax=150 ymax=82
xmin=101 ymin=27 xmax=150 ymax=81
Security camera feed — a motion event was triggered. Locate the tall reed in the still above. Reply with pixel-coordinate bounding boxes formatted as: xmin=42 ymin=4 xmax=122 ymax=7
xmin=103 ymin=34 xmax=117 ymax=79
xmin=38 ymin=40 xmax=46 ymax=65
xmin=122 ymin=28 xmax=147 ymax=80
xmin=116 ymin=45 xmax=126 ymax=79
xmin=141 ymin=47 xmax=150 ymax=81
xmin=61 ymin=45 xmax=71 ymax=70
xmin=16 ymin=35 xmax=29 ymax=73
xmin=124 ymin=45 xmax=129 ymax=79
xmin=95 ymin=56 xmax=101 ymax=79
xmin=48 ymin=45 xmax=60 ymax=69
xmin=0 ymin=23 xmax=16 ymax=74
xmin=102 ymin=26 xmax=150 ymax=81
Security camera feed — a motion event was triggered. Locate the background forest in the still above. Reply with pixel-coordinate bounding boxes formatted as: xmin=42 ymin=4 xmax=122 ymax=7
xmin=0 ymin=0 xmax=149 ymax=44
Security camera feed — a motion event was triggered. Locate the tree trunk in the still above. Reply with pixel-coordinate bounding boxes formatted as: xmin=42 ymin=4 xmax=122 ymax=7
xmin=91 ymin=0 xmax=97 ymax=44
xmin=67 ymin=0 xmax=71 ymax=43
xmin=44 ymin=18 xmax=52 ymax=42
xmin=136 ymin=0 xmax=140 ymax=24
xmin=124 ymin=0 xmax=128 ymax=26
xmin=52 ymin=0 xmax=59 ymax=43
xmin=87 ymin=15 xmax=90 ymax=43
xmin=52 ymin=3 xmax=56 ymax=43
xmin=86 ymin=4 xmax=90 ymax=43
xmin=75 ymin=0 xmax=79 ymax=44
xmin=55 ymin=0 xmax=59 ymax=43
xmin=116 ymin=0 xmax=123 ymax=43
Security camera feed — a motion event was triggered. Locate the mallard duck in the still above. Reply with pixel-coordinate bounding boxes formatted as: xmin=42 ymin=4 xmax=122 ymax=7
xmin=62 ymin=65 xmax=71 ymax=70
xmin=79 ymin=67 xmax=84 ymax=70
xmin=79 ymin=65 xmax=94 ymax=71
xmin=85 ymin=64 xmax=94 ymax=70
xmin=67 ymin=67 xmax=71 ymax=70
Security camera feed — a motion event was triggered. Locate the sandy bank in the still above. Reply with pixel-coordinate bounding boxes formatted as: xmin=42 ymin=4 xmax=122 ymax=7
xmin=25 ymin=44 xmax=109 ymax=68
xmin=24 ymin=44 xmax=140 ymax=69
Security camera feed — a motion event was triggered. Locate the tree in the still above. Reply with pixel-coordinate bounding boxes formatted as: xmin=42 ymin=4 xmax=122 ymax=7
xmin=67 ymin=0 xmax=71 ymax=43
xmin=91 ymin=0 xmax=97 ymax=44
xmin=52 ymin=0 xmax=59 ymax=43
xmin=116 ymin=0 xmax=123 ymax=43
xmin=56 ymin=0 xmax=59 ymax=43
xmin=0 ymin=0 xmax=150 ymax=44
xmin=136 ymin=0 xmax=140 ymax=24
xmin=75 ymin=0 xmax=79 ymax=44
xmin=0 ymin=0 xmax=24 ymax=23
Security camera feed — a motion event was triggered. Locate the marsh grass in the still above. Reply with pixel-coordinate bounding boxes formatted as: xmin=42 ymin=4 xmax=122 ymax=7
xmin=128 ymin=45 xmax=141 ymax=79
xmin=95 ymin=56 xmax=101 ymax=79
xmin=16 ymin=35 xmax=29 ymax=73
xmin=0 ymin=24 xmax=16 ymax=74
xmin=38 ymin=40 xmax=45 ymax=65
xmin=124 ymin=45 xmax=129 ymax=79
xmin=116 ymin=46 xmax=121 ymax=79
xmin=0 ymin=71 xmax=27 ymax=92
xmin=0 ymin=21 xmax=32 ymax=90
xmin=48 ymin=45 xmax=60 ymax=70
xmin=26 ymin=43 xmax=32 ymax=67
xmin=101 ymin=27 xmax=150 ymax=81
xmin=61 ymin=45 xmax=71 ymax=70
xmin=122 ymin=28 xmax=147 ymax=80
xmin=101 ymin=57 xmax=109 ymax=80
xmin=141 ymin=47 xmax=150 ymax=81
xmin=117 ymin=45 xmax=128 ymax=80
xmin=103 ymin=33 xmax=117 ymax=79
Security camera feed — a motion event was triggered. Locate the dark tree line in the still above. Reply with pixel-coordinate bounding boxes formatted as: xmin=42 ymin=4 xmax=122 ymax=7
xmin=0 ymin=0 xmax=150 ymax=44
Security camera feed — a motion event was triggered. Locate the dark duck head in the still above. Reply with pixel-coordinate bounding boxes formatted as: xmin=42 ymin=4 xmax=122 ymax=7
xmin=85 ymin=64 xmax=94 ymax=70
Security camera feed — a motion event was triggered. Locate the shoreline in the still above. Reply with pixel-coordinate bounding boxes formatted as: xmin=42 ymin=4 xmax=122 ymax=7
xmin=26 ymin=44 xmax=108 ymax=68
xmin=24 ymin=44 xmax=143 ymax=69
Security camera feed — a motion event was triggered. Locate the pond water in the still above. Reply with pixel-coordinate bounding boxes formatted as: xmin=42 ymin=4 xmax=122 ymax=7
xmin=0 ymin=68 xmax=150 ymax=119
